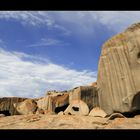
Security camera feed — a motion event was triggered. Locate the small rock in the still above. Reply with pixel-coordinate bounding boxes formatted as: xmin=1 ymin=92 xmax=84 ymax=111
xmin=134 ymin=114 xmax=140 ymax=118
xmin=0 ymin=114 xmax=5 ymax=117
xmin=58 ymin=111 xmax=64 ymax=116
xmin=89 ymin=107 xmax=107 ymax=118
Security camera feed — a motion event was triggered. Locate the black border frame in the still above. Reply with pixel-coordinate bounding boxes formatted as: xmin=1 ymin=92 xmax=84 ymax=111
xmin=0 ymin=0 xmax=140 ymax=139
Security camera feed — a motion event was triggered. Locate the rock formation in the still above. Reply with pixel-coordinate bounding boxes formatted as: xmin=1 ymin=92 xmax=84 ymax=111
xmin=37 ymin=91 xmax=69 ymax=113
xmin=1 ymin=23 xmax=140 ymax=120
xmin=0 ymin=97 xmax=27 ymax=115
xmin=64 ymin=100 xmax=89 ymax=116
xmin=89 ymin=107 xmax=107 ymax=118
xmin=69 ymin=86 xmax=98 ymax=111
xmin=36 ymin=86 xmax=98 ymax=115
xmin=37 ymin=97 xmax=50 ymax=110
xmin=90 ymin=82 xmax=97 ymax=87
xmin=36 ymin=108 xmax=45 ymax=114
xmin=14 ymin=99 xmax=37 ymax=115
xmin=107 ymin=113 xmax=125 ymax=120
xmin=97 ymin=23 xmax=140 ymax=115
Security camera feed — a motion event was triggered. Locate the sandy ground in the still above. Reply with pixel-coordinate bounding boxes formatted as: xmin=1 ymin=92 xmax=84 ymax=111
xmin=0 ymin=114 xmax=140 ymax=129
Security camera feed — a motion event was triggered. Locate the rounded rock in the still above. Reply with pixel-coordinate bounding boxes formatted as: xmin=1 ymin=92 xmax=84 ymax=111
xmin=89 ymin=107 xmax=107 ymax=118
xmin=64 ymin=100 xmax=89 ymax=116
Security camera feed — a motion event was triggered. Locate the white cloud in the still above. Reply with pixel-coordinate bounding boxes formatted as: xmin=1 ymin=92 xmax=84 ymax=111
xmin=49 ymin=11 xmax=140 ymax=35
xmin=46 ymin=11 xmax=140 ymax=34
xmin=0 ymin=48 xmax=97 ymax=98
xmin=28 ymin=37 xmax=69 ymax=47
xmin=0 ymin=11 xmax=53 ymax=27
xmin=92 ymin=11 xmax=140 ymax=33
xmin=0 ymin=11 xmax=71 ymax=36
xmin=1 ymin=11 xmax=140 ymax=37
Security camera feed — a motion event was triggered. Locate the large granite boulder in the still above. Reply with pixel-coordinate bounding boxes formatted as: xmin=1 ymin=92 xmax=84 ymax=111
xmin=97 ymin=23 xmax=140 ymax=115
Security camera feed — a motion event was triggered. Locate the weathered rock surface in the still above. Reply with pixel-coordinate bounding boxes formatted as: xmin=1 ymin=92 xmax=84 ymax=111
xmin=37 ymin=97 xmax=49 ymax=110
xmin=89 ymin=107 xmax=107 ymax=118
xmin=0 ymin=97 xmax=27 ymax=115
xmin=37 ymin=92 xmax=69 ymax=113
xmin=51 ymin=93 xmax=69 ymax=112
xmin=97 ymin=23 xmax=140 ymax=115
xmin=36 ymin=108 xmax=45 ymax=114
xmin=64 ymin=100 xmax=89 ymax=116
xmin=15 ymin=99 xmax=37 ymax=115
xmin=90 ymin=82 xmax=97 ymax=87
xmin=0 ymin=114 xmax=108 ymax=129
xmin=69 ymin=86 xmax=98 ymax=111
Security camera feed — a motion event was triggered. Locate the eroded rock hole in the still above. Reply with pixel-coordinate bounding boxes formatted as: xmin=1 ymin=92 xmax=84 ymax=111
xmin=122 ymin=91 xmax=140 ymax=118
xmin=132 ymin=91 xmax=140 ymax=110
xmin=0 ymin=110 xmax=11 ymax=116
xmin=122 ymin=110 xmax=140 ymax=118
xmin=72 ymin=106 xmax=79 ymax=111
xmin=57 ymin=95 xmax=62 ymax=97
xmin=55 ymin=104 xmax=69 ymax=113
xmin=68 ymin=112 xmax=71 ymax=115
xmin=137 ymin=52 xmax=140 ymax=63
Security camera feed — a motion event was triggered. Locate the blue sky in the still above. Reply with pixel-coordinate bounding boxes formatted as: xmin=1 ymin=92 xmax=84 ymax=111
xmin=0 ymin=11 xmax=140 ymax=98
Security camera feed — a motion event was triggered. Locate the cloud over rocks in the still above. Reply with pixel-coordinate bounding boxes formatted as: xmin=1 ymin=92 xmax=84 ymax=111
xmin=0 ymin=48 xmax=97 ymax=98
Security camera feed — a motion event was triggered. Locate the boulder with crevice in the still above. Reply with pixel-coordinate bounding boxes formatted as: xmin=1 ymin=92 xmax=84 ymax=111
xmin=64 ymin=100 xmax=89 ymax=116
xmin=37 ymin=92 xmax=69 ymax=113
